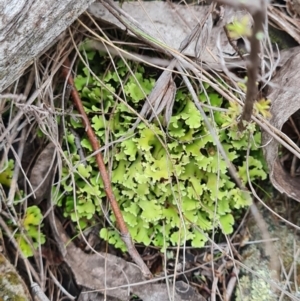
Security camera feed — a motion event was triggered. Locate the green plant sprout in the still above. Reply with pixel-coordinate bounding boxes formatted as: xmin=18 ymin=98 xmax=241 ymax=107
xmin=0 ymin=159 xmax=14 ymax=187
xmin=254 ymin=98 xmax=271 ymax=119
xmin=226 ymin=15 xmax=252 ymax=39
xmin=18 ymin=206 xmax=46 ymax=258
xmin=0 ymin=161 xmax=46 ymax=257
xmin=56 ymin=45 xmax=267 ymax=252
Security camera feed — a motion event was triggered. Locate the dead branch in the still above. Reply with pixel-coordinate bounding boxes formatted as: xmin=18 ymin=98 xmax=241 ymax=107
xmin=215 ymin=0 xmax=267 ymax=130
xmin=61 ymin=58 xmax=152 ymax=279
xmin=0 ymin=0 xmax=96 ymax=92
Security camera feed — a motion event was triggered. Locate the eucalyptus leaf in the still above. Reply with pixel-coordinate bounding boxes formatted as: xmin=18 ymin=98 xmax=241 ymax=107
xmin=29 ymin=142 xmax=56 ymax=204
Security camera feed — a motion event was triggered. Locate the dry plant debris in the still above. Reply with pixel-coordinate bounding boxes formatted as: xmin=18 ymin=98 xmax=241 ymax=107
xmin=263 ymin=51 xmax=300 ymax=202
xmin=0 ymin=0 xmax=96 ymax=92
xmin=0 ymin=1 xmax=300 ymax=301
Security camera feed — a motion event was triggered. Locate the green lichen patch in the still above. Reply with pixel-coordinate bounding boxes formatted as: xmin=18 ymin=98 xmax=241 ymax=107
xmin=0 ymin=159 xmax=14 ymax=187
xmin=16 ymin=206 xmax=46 ymax=258
xmin=235 ymin=244 xmax=277 ymax=301
xmin=0 ymin=254 xmax=31 ymax=301
xmin=236 ymin=199 xmax=300 ymax=300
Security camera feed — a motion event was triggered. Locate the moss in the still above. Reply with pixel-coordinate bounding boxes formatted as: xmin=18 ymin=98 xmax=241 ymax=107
xmin=0 ymin=254 xmax=5 ymax=264
xmin=5 ymin=271 xmax=22 ymax=286
xmin=235 ymin=245 xmax=277 ymax=301
xmin=268 ymin=26 xmax=298 ymax=50
xmin=0 ymin=281 xmax=28 ymax=301
xmin=235 ymin=199 xmax=300 ymax=300
xmin=0 ymin=254 xmax=31 ymax=301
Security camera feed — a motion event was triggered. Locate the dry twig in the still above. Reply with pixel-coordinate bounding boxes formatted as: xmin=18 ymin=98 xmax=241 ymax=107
xmin=215 ymin=0 xmax=267 ymax=130
xmin=61 ymin=58 xmax=152 ymax=279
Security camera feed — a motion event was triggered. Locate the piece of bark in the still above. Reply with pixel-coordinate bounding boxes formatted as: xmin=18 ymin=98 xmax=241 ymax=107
xmin=88 ymin=2 xmax=250 ymax=65
xmin=262 ymin=49 xmax=300 ymax=201
xmin=0 ymin=253 xmax=32 ymax=301
xmin=54 ymin=217 xmax=205 ymax=301
xmin=0 ymin=0 xmax=96 ymax=92
xmin=29 ymin=142 xmax=56 ymax=204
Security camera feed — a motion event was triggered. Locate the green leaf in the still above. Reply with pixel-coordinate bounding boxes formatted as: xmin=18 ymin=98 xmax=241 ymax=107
xmin=136 ymin=182 xmax=150 ymax=195
xmin=66 ymin=132 xmax=75 ymax=145
xmin=217 ymin=198 xmax=231 ymax=215
xmin=191 ymin=230 xmax=207 ymax=247
xmin=185 ymin=137 xmax=213 ymax=157
xmin=206 ymin=173 xmax=225 ymax=199
xmin=24 ymin=206 xmax=43 ymax=228
xmin=139 ymin=199 xmax=162 ymax=222
xmin=112 ymin=160 xmax=127 ymax=184
xmin=238 ymin=156 xmax=267 ymax=184
xmin=219 ymin=214 xmax=234 ymax=234
xmin=121 ymin=139 xmax=138 ymax=161
xmin=18 ymin=236 xmax=34 ymax=258
xmin=205 ymin=153 xmax=227 ymax=174
xmin=180 ymin=100 xmax=202 ymax=129
xmin=19 ymin=206 xmax=46 ymax=257
xmin=230 ymin=189 xmax=252 ymax=209
xmin=104 ymin=70 xmax=120 ymax=83
xmin=0 ymin=159 xmax=14 ymax=187
xmin=124 ymin=202 xmax=139 ymax=217
xmin=100 ymin=228 xmax=127 ymax=252
xmin=91 ymin=105 xmax=100 ymax=112
xmin=123 ymin=210 xmax=138 ymax=227
xmin=134 ymin=221 xmax=151 ymax=245
xmin=124 ymin=73 xmax=155 ymax=102
xmin=226 ymin=15 xmax=252 ymax=38
xmin=78 ymin=219 xmax=87 ymax=229
xmin=170 ymin=229 xmax=194 ymax=246
xmin=168 ymin=118 xmax=186 ymax=138
xmin=79 ymin=183 xmax=101 ymax=197
xmin=188 ymin=177 xmax=205 ymax=198
xmin=254 ymin=98 xmax=271 ymax=118
xmin=197 ymin=212 xmax=212 ymax=230
xmin=125 ymin=158 xmax=147 ymax=188
xmin=135 ymin=126 xmax=162 ymax=152
xmin=72 ymin=199 xmax=95 ymax=221
xmin=182 ymin=197 xmax=199 ymax=211
xmin=100 ymin=228 xmax=108 ymax=239
xmin=117 ymin=59 xmax=129 ymax=76
xmin=208 ymin=93 xmax=223 ymax=107
xmin=81 ymin=138 xmax=92 ymax=151
xmin=27 ymin=226 xmax=46 ymax=245
xmin=184 ymin=210 xmax=198 ymax=223
xmin=163 ymin=207 xmax=180 ymax=226
xmin=74 ymin=75 xmax=88 ymax=91
xmin=92 ymin=115 xmax=106 ymax=131
xmin=77 ymin=163 xmax=91 ymax=178
xmin=144 ymin=156 xmax=173 ymax=182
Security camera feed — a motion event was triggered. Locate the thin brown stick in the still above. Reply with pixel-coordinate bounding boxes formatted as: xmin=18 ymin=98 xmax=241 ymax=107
xmin=216 ymin=0 xmax=267 ymax=130
xmin=225 ymin=266 xmax=239 ymax=301
xmin=238 ymin=8 xmax=265 ymax=130
xmin=288 ymin=117 xmax=300 ymax=177
xmin=61 ymin=58 xmax=152 ymax=279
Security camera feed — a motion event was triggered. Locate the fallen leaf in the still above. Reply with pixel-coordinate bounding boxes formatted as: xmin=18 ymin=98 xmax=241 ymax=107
xmin=29 ymin=142 xmax=56 ymax=203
